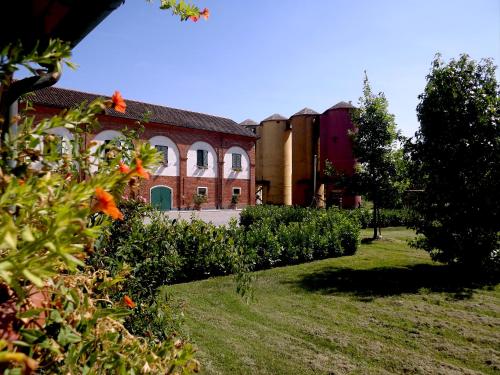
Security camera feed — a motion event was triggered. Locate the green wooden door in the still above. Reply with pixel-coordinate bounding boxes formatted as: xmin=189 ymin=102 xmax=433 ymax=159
xmin=151 ymin=186 xmax=172 ymax=211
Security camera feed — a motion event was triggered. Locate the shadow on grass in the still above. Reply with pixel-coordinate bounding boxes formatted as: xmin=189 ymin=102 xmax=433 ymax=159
xmin=290 ymin=263 xmax=499 ymax=301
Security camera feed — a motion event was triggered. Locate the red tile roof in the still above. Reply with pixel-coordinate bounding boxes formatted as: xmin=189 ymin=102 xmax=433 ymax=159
xmin=28 ymin=86 xmax=257 ymax=138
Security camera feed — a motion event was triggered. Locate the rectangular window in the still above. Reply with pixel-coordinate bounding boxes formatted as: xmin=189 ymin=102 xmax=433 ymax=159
xmin=197 ymin=187 xmax=207 ymax=196
xmin=232 ymin=187 xmax=241 ymax=196
xmin=197 ymin=149 xmax=208 ymax=168
xmin=155 ymin=145 xmax=168 ymax=165
xmin=232 ymin=153 xmax=242 ymax=170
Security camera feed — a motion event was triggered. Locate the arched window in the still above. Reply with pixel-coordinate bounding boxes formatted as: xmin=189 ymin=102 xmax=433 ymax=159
xmin=187 ymin=141 xmax=217 ymax=178
xmin=44 ymin=126 xmax=74 ymax=155
xmin=149 ymin=136 xmax=180 ymax=176
xmin=89 ymin=130 xmax=124 ymax=172
xmin=224 ymin=146 xmax=250 ymax=179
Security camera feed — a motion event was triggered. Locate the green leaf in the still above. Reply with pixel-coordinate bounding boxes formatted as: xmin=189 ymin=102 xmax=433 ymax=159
xmin=49 ymin=309 xmax=64 ymax=323
xmin=22 ymin=269 xmax=44 ymax=287
xmin=20 ymin=328 xmax=46 ymax=344
xmin=61 ymin=253 xmax=85 ymax=267
xmin=21 ymin=227 xmax=35 ymax=242
xmin=57 ymin=326 xmax=81 ymax=346
xmin=17 ymin=308 xmax=45 ymax=319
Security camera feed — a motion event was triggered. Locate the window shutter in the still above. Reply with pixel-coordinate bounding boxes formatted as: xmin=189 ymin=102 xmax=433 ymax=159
xmin=197 ymin=149 xmax=203 ymax=167
xmin=196 ymin=149 xmax=209 ymax=168
xmin=232 ymin=153 xmax=242 ymax=169
xmin=203 ymin=150 xmax=208 ymax=167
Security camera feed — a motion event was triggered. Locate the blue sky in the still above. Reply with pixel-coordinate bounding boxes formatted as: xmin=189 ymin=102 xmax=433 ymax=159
xmin=57 ymin=0 xmax=499 ymax=136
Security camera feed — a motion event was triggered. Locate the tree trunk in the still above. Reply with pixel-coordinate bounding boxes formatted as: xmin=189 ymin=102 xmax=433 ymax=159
xmin=372 ymin=186 xmax=381 ymax=239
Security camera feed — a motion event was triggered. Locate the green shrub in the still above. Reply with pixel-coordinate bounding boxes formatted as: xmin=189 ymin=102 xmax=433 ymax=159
xmin=239 ymin=205 xmax=311 ymax=228
xmin=378 ymin=209 xmax=410 ymax=227
xmin=239 ymin=206 xmax=361 ymax=268
xmin=349 ymin=208 xmax=411 ymax=228
xmin=91 ymin=202 xmax=249 ymax=339
xmin=92 ymin=204 xmax=361 ymax=341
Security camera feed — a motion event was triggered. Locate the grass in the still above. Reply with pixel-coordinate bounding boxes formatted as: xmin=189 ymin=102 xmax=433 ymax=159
xmin=170 ymin=228 xmax=500 ymax=374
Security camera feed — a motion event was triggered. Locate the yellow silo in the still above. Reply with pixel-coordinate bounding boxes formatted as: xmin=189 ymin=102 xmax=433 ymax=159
xmin=290 ymin=108 xmax=320 ymax=206
xmin=259 ymin=114 xmax=289 ymax=205
xmin=283 ymin=125 xmax=292 ymax=205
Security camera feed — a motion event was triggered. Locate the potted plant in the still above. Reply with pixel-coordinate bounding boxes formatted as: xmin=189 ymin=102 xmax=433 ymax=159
xmin=193 ymin=193 xmax=207 ymax=210
xmin=230 ymin=194 xmax=239 ymax=209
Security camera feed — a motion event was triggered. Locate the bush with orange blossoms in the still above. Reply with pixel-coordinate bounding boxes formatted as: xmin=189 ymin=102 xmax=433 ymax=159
xmin=111 ymin=90 xmax=127 ymax=113
xmin=93 ymin=187 xmax=124 ymax=220
xmin=0 ymin=40 xmax=196 ymax=374
xmin=0 ymin=1 xmax=210 ymax=372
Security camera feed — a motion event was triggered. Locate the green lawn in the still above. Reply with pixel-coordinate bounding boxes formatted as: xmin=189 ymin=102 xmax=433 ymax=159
xmin=170 ymin=228 xmax=500 ymax=374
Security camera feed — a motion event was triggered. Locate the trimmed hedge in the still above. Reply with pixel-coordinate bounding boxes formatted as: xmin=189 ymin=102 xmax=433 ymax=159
xmin=90 ymin=201 xmax=247 ymax=339
xmin=91 ymin=203 xmax=362 ymax=337
xmin=240 ymin=206 xmax=360 ymax=269
xmin=94 ymin=205 xmax=361 ymax=288
xmin=239 ymin=205 xmax=312 ymax=228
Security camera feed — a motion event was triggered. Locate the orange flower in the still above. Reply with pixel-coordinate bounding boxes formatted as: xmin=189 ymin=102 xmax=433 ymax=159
xmin=200 ymin=8 xmax=210 ymax=20
xmin=134 ymin=158 xmax=150 ymax=180
xmin=18 ymin=179 xmax=25 ymax=186
xmin=124 ymin=295 xmax=136 ymax=308
xmin=94 ymin=187 xmax=123 ymax=220
xmin=119 ymin=161 xmax=130 ymax=174
xmin=111 ymin=91 xmax=126 ymax=113
xmin=190 ymin=15 xmax=199 ymax=22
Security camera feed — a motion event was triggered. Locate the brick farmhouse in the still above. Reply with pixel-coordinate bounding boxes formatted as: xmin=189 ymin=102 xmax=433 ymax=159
xmin=29 ymin=86 xmax=257 ymax=210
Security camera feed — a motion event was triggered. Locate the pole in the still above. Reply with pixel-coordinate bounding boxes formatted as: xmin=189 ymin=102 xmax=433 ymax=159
xmin=312 ymin=154 xmax=317 ymax=207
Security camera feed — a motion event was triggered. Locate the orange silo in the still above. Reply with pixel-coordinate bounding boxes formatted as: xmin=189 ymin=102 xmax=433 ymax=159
xmin=289 ymin=108 xmax=320 ymax=206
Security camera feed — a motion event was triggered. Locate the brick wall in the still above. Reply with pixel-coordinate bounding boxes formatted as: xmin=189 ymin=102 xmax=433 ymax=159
xmin=32 ymin=105 xmax=256 ymax=210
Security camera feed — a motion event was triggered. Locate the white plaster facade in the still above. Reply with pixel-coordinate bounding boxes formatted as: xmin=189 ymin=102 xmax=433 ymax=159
xmin=149 ymin=135 xmax=180 ymax=176
xmin=186 ymin=141 xmax=217 ymax=178
xmin=89 ymin=130 xmax=123 ymax=172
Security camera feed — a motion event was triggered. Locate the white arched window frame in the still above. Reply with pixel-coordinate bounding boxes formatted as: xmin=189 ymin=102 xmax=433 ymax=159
xmin=187 ymin=141 xmax=217 ymax=178
xmin=89 ymin=130 xmax=124 ymax=172
xmin=29 ymin=127 xmax=75 ymax=171
xmin=45 ymin=127 xmax=74 ymax=155
xmin=148 ymin=136 xmax=180 ymax=177
xmin=223 ymin=146 xmax=250 ymax=180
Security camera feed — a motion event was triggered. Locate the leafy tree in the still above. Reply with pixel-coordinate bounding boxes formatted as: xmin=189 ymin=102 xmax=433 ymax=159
xmin=351 ymin=74 xmax=399 ymax=239
xmin=410 ymin=54 xmax=500 ymax=269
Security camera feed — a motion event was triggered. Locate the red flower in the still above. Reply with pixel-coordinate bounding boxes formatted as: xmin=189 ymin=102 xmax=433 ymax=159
xmin=119 ymin=161 xmax=130 ymax=174
xmin=124 ymin=295 xmax=136 ymax=308
xmin=200 ymin=8 xmax=210 ymax=20
xmin=190 ymin=15 xmax=199 ymax=22
xmin=93 ymin=187 xmax=123 ymax=220
xmin=134 ymin=158 xmax=150 ymax=180
xmin=111 ymin=91 xmax=126 ymax=113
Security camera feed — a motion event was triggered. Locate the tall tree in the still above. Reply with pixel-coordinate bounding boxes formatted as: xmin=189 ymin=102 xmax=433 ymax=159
xmin=410 ymin=54 xmax=500 ymax=269
xmin=351 ymin=74 xmax=399 ymax=239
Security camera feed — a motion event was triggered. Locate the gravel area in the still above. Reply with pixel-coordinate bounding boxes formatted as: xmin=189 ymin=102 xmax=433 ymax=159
xmin=162 ymin=209 xmax=242 ymax=226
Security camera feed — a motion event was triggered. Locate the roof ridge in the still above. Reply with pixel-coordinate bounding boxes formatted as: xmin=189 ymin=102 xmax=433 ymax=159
xmin=49 ymin=86 xmax=237 ymax=123
xmin=291 ymin=107 xmax=319 ymax=117
xmin=29 ymin=86 xmax=257 ymax=138
xmin=323 ymin=101 xmax=355 ymax=113
xmin=262 ymin=113 xmax=288 ymax=122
